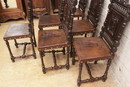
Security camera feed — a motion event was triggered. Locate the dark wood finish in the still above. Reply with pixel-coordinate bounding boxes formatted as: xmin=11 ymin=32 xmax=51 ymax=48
xmin=70 ymin=0 xmax=104 ymax=57
xmin=111 ymin=0 xmax=129 ymax=5
xmin=73 ymin=0 xmax=104 ymax=36
xmin=38 ymin=0 xmax=77 ymax=73
xmin=74 ymin=0 xmax=88 ymax=20
xmin=38 ymin=0 xmax=65 ymax=30
xmin=72 ymin=20 xmax=94 ymax=35
xmin=24 ymin=0 xmax=51 ymax=17
xmin=3 ymin=0 xmax=36 ymax=62
xmin=38 ymin=30 xmax=69 ymax=50
xmin=3 ymin=0 xmax=9 ymax=8
xmin=74 ymin=37 xmax=111 ymax=61
xmin=73 ymin=1 xmax=130 ymax=86
xmin=51 ymin=0 xmax=61 ymax=13
xmin=39 ymin=15 xmax=61 ymax=29
xmin=0 ymin=0 xmax=25 ymax=22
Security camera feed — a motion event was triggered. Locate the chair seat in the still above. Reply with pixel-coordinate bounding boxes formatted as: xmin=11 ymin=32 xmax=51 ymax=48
xmin=72 ymin=20 xmax=95 ymax=35
xmin=3 ymin=23 xmax=30 ymax=40
xmin=39 ymin=15 xmax=61 ymax=27
xmin=38 ymin=30 xmax=69 ymax=50
xmin=74 ymin=37 xmax=112 ymax=62
xmin=74 ymin=8 xmax=83 ymax=17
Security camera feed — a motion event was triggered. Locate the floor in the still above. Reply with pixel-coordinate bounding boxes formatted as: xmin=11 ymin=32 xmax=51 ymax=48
xmin=0 ymin=19 xmax=116 ymax=87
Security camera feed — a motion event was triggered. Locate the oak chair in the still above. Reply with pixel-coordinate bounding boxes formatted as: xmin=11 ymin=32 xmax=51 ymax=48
xmin=38 ymin=0 xmax=65 ymax=30
xmin=70 ymin=0 xmax=104 ymax=56
xmin=3 ymin=0 xmax=36 ymax=62
xmin=74 ymin=0 xmax=88 ymax=20
xmin=38 ymin=0 xmax=77 ymax=74
xmin=72 ymin=1 xmax=130 ymax=86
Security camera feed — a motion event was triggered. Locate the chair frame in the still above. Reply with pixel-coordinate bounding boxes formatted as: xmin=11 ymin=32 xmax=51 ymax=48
xmin=70 ymin=0 xmax=104 ymax=57
xmin=72 ymin=1 xmax=130 ymax=86
xmin=3 ymin=0 xmax=36 ymax=62
xmin=38 ymin=0 xmax=77 ymax=74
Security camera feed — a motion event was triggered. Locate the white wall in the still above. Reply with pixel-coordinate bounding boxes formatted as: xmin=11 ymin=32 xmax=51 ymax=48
xmin=86 ymin=0 xmax=130 ymax=87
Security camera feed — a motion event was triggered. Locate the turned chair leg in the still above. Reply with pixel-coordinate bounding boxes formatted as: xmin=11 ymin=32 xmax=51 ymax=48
xmin=70 ymin=36 xmax=74 ymax=57
xmin=85 ymin=34 xmax=87 ymax=37
xmin=72 ymin=47 xmax=76 ymax=65
xmin=59 ymin=26 xmax=62 ymax=29
xmin=66 ymin=47 xmax=70 ymax=70
xmin=5 ymin=40 xmax=15 ymax=62
xmin=33 ymin=35 xmax=37 ymax=47
xmin=52 ymin=50 xmax=58 ymax=67
xmin=30 ymin=37 xmax=36 ymax=59
xmin=14 ymin=39 xmax=18 ymax=48
xmin=85 ymin=62 xmax=94 ymax=79
xmin=62 ymin=47 xmax=66 ymax=55
xmin=77 ymin=62 xmax=83 ymax=86
xmin=39 ymin=51 xmax=46 ymax=74
xmin=78 ymin=17 xmax=80 ymax=20
xmin=94 ymin=61 xmax=98 ymax=64
xmin=102 ymin=59 xmax=112 ymax=82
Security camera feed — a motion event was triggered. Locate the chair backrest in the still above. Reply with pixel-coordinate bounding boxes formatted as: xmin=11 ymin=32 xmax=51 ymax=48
xmin=87 ymin=0 xmax=104 ymax=28
xmin=111 ymin=0 xmax=129 ymax=5
xmin=59 ymin=0 xmax=66 ymax=22
xmin=78 ymin=0 xmax=88 ymax=13
xmin=100 ymin=1 xmax=130 ymax=56
xmin=62 ymin=0 xmax=77 ymax=42
xmin=27 ymin=0 xmax=34 ymax=35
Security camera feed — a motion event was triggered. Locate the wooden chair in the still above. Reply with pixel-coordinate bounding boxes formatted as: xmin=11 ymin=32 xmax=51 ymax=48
xmin=73 ymin=0 xmax=104 ymax=36
xmin=3 ymin=0 xmax=36 ymax=62
xmin=72 ymin=1 xmax=130 ymax=86
xmin=74 ymin=0 xmax=88 ymax=20
xmin=70 ymin=0 xmax=104 ymax=56
xmin=38 ymin=0 xmax=65 ymax=30
xmin=38 ymin=0 xmax=77 ymax=73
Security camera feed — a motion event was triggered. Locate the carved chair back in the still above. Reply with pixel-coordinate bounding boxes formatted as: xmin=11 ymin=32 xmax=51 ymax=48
xmin=111 ymin=0 xmax=129 ymax=6
xmin=87 ymin=0 xmax=104 ymax=28
xmin=58 ymin=0 xmax=66 ymax=21
xmin=100 ymin=1 xmax=130 ymax=56
xmin=78 ymin=0 xmax=88 ymax=14
xmin=62 ymin=0 xmax=77 ymax=42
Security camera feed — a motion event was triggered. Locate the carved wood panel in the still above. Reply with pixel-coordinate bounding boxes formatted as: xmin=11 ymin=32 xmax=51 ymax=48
xmin=100 ymin=2 xmax=130 ymax=55
xmin=87 ymin=0 xmax=104 ymax=28
xmin=111 ymin=0 xmax=129 ymax=5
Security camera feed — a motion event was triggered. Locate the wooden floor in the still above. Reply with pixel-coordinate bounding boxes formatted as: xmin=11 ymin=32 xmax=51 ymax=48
xmin=0 ymin=19 xmax=116 ymax=87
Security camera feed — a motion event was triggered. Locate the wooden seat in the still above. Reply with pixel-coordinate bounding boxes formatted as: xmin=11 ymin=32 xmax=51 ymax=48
xmin=38 ymin=0 xmax=65 ymax=30
xmin=72 ymin=1 xmax=130 ymax=86
xmin=72 ymin=0 xmax=104 ymax=36
xmin=74 ymin=37 xmax=111 ymax=62
xmin=38 ymin=0 xmax=77 ymax=73
xmin=38 ymin=30 xmax=68 ymax=50
xmin=38 ymin=15 xmax=61 ymax=29
xmin=72 ymin=20 xmax=94 ymax=35
xmin=3 ymin=0 xmax=36 ymax=62
xmin=74 ymin=0 xmax=88 ymax=20
xmin=4 ymin=24 xmax=30 ymax=40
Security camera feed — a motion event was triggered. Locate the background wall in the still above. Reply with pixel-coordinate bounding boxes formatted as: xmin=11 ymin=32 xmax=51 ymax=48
xmin=86 ymin=0 xmax=130 ymax=87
